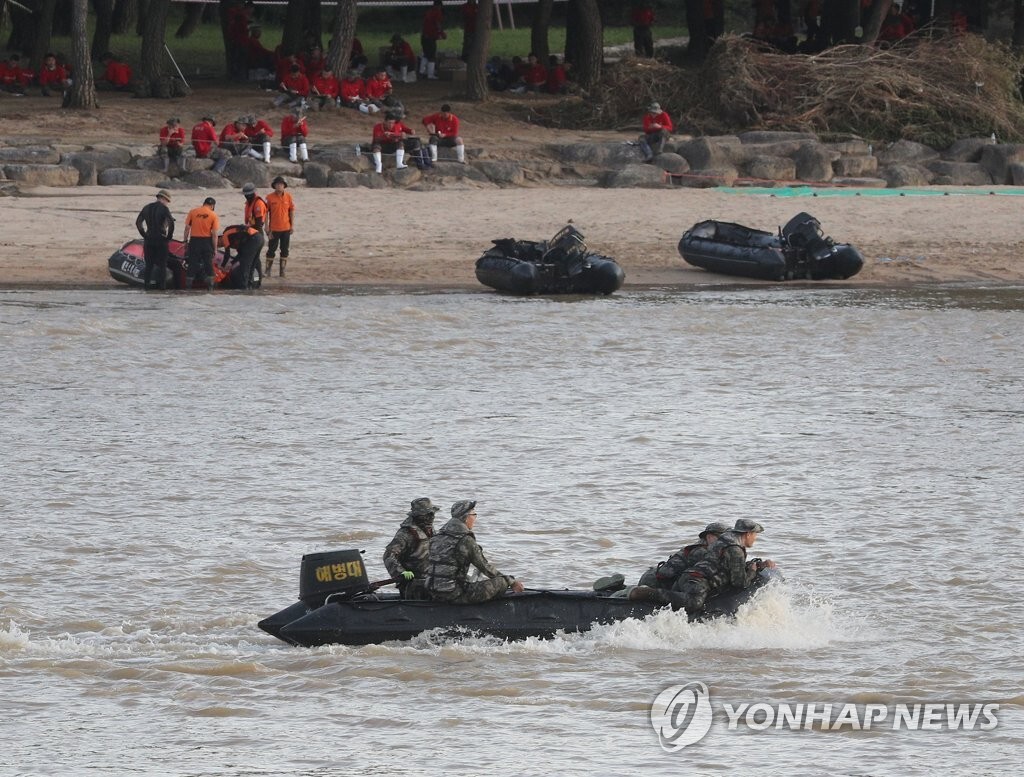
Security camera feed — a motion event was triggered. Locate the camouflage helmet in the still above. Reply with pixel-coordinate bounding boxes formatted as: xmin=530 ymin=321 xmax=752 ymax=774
xmin=733 ymin=518 xmax=764 ymax=534
xmin=699 ymin=521 xmax=730 ymax=539
xmin=451 ymin=500 xmax=477 ymax=521
xmin=408 ymin=497 xmax=440 ymax=518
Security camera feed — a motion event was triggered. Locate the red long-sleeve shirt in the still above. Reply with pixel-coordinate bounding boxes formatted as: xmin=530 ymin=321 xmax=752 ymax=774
xmin=364 ymin=73 xmax=392 ymax=100
xmin=312 ymin=72 xmax=340 ymax=99
xmin=220 ymin=123 xmax=248 ymax=146
xmin=160 ymin=125 xmax=186 ymax=149
xmin=372 ymin=120 xmax=414 ymax=145
xmin=281 ymin=114 xmax=308 ymax=139
xmin=422 ymin=112 xmax=460 ymax=138
xmin=244 ymin=119 xmax=274 ymax=140
xmin=102 ymin=60 xmax=132 ymax=87
xmin=191 ymin=120 xmax=218 ymax=158
xmin=643 ymin=111 xmax=674 ymax=133
xmin=340 ymin=77 xmax=366 ymax=102
xmin=423 ymin=7 xmax=445 ymax=40
xmin=280 ymin=71 xmax=310 ymax=96
xmin=632 ymin=8 xmax=655 ymax=26
xmin=38 ymin=63 xmax=70 ymax=87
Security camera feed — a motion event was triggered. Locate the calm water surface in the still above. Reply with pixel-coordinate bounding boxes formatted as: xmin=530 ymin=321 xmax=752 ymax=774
xmin=2 ymin=286 xmax=1022 ymax=776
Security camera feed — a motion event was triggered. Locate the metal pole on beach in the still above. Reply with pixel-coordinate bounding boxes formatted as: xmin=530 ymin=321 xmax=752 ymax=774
xmin=164 ymin=45 xmax=191 ymax=90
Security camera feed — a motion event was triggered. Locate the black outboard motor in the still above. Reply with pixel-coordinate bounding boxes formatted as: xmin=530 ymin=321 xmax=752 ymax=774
xmin=782 ymin=212 xmax=834 ymax=262
xmin=298 ymin=549 xmax=370 ymax=607
xmin=542 ymin=225 xmax=588 ymax=276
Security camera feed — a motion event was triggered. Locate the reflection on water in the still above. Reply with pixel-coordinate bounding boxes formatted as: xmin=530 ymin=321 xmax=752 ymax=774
xmin=2 ymin=287 xmax=1022 ymax=775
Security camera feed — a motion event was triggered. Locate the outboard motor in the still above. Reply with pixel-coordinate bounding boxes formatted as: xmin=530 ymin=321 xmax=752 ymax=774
xmin=782 ymin=212 xmax=834 ymax=262
xmin=298 ymin=549 xmax=370 ymax=607
xmin=542 ymin=225 xmax=588 ymax=276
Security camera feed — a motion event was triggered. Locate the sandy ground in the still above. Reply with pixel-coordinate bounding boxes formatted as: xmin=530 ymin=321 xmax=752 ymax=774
xmin=2 ymin=84 xmax=1024 ymax=288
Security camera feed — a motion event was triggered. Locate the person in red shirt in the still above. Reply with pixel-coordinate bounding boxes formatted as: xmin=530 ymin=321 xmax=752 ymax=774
xmin=192 ymin=114 xmax=229 ymax=173
xmin=37 ymin=53 xmax=71 ymax=98
xmin=220 ymin=116 xmax=252 ymax=160
xmin=364 ymin=69 xmax=403 ymax=115
xmin=304 ymin=45 xmax=326 ymax=80
xmin=878 ymin=0 xmax=915 ymax=43
xmin=422 ymin=103 xmax=465 ymax=164
xmin=350 ymin=37 xmax=368 ymax=72
xmin=339 ymin=69 xmax=378 ymax=113
xmin=158 ymin=117 xmax=187 ymax=173
xmin=631 ymin=3 xmax=655 ymax=57
xmin=385 ymin=34 xmax=418 ymax=82
xmin=420 ymin=0 xmax=446 ymax=79
xmin=226 ymin=0 xmax=253 ymax=80
xmin=281 ymin=106 xmax=309 ymax=163
xmin=370 ymin=112 xmax=419 ymax=174
xmin=244 ymin=115 xmax=275 ymax=162
xmin=99 ymin=52 xmax=132 ymax=91
xmin=639 ymin=101 xmax=674 ymax=161
xmin=275 ymin=62 xmax=310 ymax=108
xmin=522 ymin=52 xmax=547 ymax=92
xmin=461 ymin=0 xmax=478 ymax=62
xmin=310 ymin=66 xmax=340 ymax=111
xmin=247 ymin=26 xmax=275 ymax=74
xmin=0 ymin=53 xmax=31 ymax=95
xmin=545 ymin=55 xmax=567 ymax=94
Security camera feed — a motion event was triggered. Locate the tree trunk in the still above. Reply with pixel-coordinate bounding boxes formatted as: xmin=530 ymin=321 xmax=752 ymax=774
xmin=565 ymin=0 xmax=579 ymax=63
xmin=572 ymin=0 xmax=603 ymax=91
xmin=66 ymin=0 xmax=98 ymax=109
xmin=92 ymin=0 xmax=115 ymax=61
xmin=282 ymin=0 xmax=306 ymax=54
xmin=531 ymin=0 xmax=553 ymax=62
xmin=1014 ymin=0 xmax=1024 ymax=48
xmin=860 ymin=0 xmax=891 ymax=43
xmin=823 ymin=0 xmax=859 ymax=44
xmin=306 ymin=0 xmax=323 ymax=46
xmin=325 ymin=0 xmax=356 ymax=75
xmin=175 ymin=2 xmax=205 ymax=38
xmin=138 ymin=0 xmax=170 ymax=96
xmin=6 ymin=0 xmax=36 ymax=52
xmin=112 ymin=0 xmax=137 ymax=35
xmin=684 ymin=0 xmax=707 ymax=61
xmin=466 ymin=0 xmax=493 ymax=100
xmin=31 ymin=0 xmax=58 ymax=68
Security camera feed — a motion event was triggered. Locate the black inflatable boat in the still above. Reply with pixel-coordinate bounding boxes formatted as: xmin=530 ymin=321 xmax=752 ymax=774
xmin=108 ymin=234 xmax=261 ymax=290
xmin=678 ymin=212 xmax=864 ymax=281
xmin=475 ymin=225 xmax=625 ymax=295
xmin=258 ymin=549 xmax=779 ymax=647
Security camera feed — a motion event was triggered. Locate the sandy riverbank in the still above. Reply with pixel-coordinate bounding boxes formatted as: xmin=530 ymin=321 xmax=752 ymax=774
xmin=2 ymin=185 xmax=1024 ymax=288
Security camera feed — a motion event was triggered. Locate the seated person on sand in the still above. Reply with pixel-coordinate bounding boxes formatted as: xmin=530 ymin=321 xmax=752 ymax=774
xmin=275 ymin=61 xmax=310 ymax=108
xmin=191 ymin=114 xmax=229 ymax=173
xmin=281 ymin=105 xmax=309 ymax=163
xmin=158 ymin=116 xmax=187 ymax=172
xmin=385 ymin=34 xmax=418 ymax=82
xmin=99 ymin=52 xmax=132 ymax=91
xmin=370 ymin=111 xmax=421 ymax=174
xmin=219 ymin=116 xmax=253 ymax=160
xmin=639 ymin=101 xmax=673 ymax=161
xmin=521 ymin=52 xmax=548 ymax=93
xmin=246 ymin=26 xmax=275 ymax=76
xmin=310 ymin=66 xmax=340 ymax=111
xmin=38 ymin=53 xmax=72 ymax=98
xmin=304 ymin=45 xmax=326 ymax=79
xmin=0 ymin=53 xmax=31 ymax=95
xmin=364 ymin=69 xmax=403 ymax=116
xmin=244 ymin=114 xmax=275 ymax=163
xmin=350 ymin=37 xmax=369 ymax=72
xmin=339 ymin=69 xmax=379 ymax=113
xmin=422 ymin=103 xmax=465 ymax=164
xmin=545 ymin=55 xmax=567 ymax=94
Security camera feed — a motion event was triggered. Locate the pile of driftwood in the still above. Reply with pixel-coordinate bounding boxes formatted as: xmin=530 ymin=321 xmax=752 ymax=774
xmin=541 ymin=33 xmax=1024 ymax=146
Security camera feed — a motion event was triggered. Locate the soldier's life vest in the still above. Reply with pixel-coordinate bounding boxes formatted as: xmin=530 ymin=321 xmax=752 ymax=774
xmin=219 ymin=223 xmax=261 ymax=250
xmin=426 ymin=520 xmax=473 ymax=595
xmin=383 ymin=521 xmax=433 ymax=578
xmin=655 ymin=542 xmax=707 ymax=586
xmin=689 ymin=534 xmax=747 ymax=591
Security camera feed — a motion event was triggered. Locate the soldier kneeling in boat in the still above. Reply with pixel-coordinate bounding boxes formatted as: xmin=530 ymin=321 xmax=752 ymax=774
xmin=425 ymin=500 xmax=525 ymax=604
xmin=383 ymin=497 xmax=440 ymax=599
xmin=636 ymin=521 xmax=730 ymax=590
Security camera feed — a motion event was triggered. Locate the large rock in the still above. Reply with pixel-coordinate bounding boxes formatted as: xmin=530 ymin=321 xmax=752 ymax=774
xmin=676 ymin=168 xmax=738 ymax=188
xmin=833 ymin=155 xmax=878 ymax=177
xmin=309 ymin=148 xmax=363 ymax=172
xmin=359 ymin=172 xmax=388 ymax=189
xmin=827 ymin=139 xmax=872 ymax=155
xmin=430 ymin=163 xmax=490 ymax=183
xmin=598 ymin=164 xmax=669 ymax=188
xmin=327 ymin=171 xmax=363 ymax=188
xmin=2 ymin=163 xmax=79 ymax=187
xmin=831 ymin=177 xmax=887 ymax=188
xmin=875 ymin=139 xmax=939 ymax=166
xmin=302 ymin=162 xmax=331 ymax=187
xmin=474 ymin=160 xmax=524 ymax=185
xmin=182 ymin=170 xmax=232 ymax=188
xmin=548 ymin=142 xmax=645 ymax=168
xmin=738 ymin=130 xmax=817 ymax=144
xmin=978 ymin=144 xmax=1024 ymax=184
xmin=925 ymin=161 xmax=992 ymax=186
xmin=793 ymin=143 xmax=839 ymax=182
xmin=97 ymin=168 xmax=167 ymax=186
xmin=745 ymin=154 xmax=796 ymax=182
xmin=391 ymin=166 xmax=423 ymax=186
xmin=942 ymin=137 xmax=995 ymax=163
xmin=675 ymin=136 xmax=742 ymax=170
xmin=652 ymin=152 xmax=689 ymax=175
xmin=1009 ymin=162 xmax=1024 ymax=186
xmin=222 ymin=156 xmax=274 ymax=187
xmin=0 ymin=146 xmax=60 ymax=164
xmin=881 ymin=163 xmax=932 ymax=187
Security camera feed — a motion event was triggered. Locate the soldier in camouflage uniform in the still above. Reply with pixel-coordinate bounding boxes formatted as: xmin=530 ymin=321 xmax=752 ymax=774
xmin=425 ymin=500 xmax=525 ymax=604
xmin=673 ymin=518 xmax=777 ymax=615
xmin=383 ymin=497 xmax=440 ymax=598
xmin=636 ymin=521 xmax=730 ymax=589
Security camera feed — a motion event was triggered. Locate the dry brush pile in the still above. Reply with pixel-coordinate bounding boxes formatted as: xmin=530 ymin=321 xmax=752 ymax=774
xmin=540 ymin=33 xmax=1024 ymax=147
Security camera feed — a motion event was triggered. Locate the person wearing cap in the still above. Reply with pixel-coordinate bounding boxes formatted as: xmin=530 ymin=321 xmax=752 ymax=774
xmin=310 ymin=66 xmax=340 ymax=111
xmin=158 ymin=117 xmax=187 ymax=173
xmin=135 ymin=190 xmax=175 ymax=290
xmin=243 ymin=114 xmax=275 ymax=163
xmin=385 ymin=33 xmax=418 ymax=82
xmin=364 ymin=69 xmax=403 ymax=116
xmin=191 ymin=114 xmax=219 ymax=164
xmin=264 ymin=176 xmax=295 ymax=277
xmin=636 ymin=521 xmax=731 ymax=591
xmin=383 ymin=497 xmax=441 ymax=599
xmin=219 ymin=116 xmax=252 ymax=161
xmin=242 ymin=182 xmax=268 ymax=233
xmin=639 ymin=101 xmax=674 ymax=162
xmin=183 ymin=196 xmax=221 ymax=290
xmin=370 ymin=112 xmax=419 ymax=174
xmin=425 ymin=501 xmax=524 ymax=604
xmin=422 ymin=104 xmax=465 ymax=164
xmin=670 ymin=518 xmax=778 ymax=616
xmin=281 ymin=106 xmax=309 ymax=163
xmin=339 ymin=69 xmax=378 ymax=113
xmin=275 ymin=61 xmax=311 ymax=109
